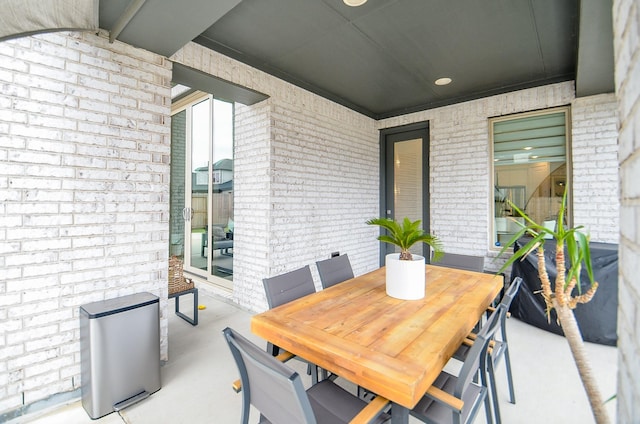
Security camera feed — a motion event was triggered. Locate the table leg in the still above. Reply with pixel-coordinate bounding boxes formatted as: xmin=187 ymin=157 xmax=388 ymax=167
xmin=391 ymin=403 xmax=409 ymax=424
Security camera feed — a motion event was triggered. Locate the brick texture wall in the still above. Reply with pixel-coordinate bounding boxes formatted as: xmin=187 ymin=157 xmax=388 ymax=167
xmin=378 ymin=82 xmax=619 ymax=272
xmin=174 ymin=41 xmax=620 ymax=304
xmin=572 ymin=94 xmax=619 ymax=244
xmin=172 ymin=44 xmax=380 ymax=312
xmin=613 ymin=0 xmax=640 ymax=420
xmin=0 ymin=31 xmax=171 ymax=418
xmin=0 ymin=26 xmax=626 ymax=419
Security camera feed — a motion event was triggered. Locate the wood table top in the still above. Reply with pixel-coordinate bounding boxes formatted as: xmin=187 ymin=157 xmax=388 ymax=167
xmin=251 ymin=264 xmax=502 ymax=409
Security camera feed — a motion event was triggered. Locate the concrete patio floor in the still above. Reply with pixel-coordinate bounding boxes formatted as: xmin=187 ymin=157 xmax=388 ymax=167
xmin=11 ymin=287 xmax=617 ymax=424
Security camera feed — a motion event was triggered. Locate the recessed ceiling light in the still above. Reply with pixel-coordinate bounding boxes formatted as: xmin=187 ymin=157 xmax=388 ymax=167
xmin=344 ymin=0 xmax=367 ymax=6
xmin=523 ymin=146 xmax=533 ymax=150
xmin=434 ymin=77 xmax=452 ymax=86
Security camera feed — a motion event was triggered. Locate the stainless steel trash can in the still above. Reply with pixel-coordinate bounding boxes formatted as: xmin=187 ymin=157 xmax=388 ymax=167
xmin=80 ymin=292 xmax=161 ymax=419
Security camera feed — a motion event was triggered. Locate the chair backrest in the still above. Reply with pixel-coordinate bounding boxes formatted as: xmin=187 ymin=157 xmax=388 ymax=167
xmin=455 ymin=303 xmax=505 ymax=399
xmin=496 ymin=277 xmax=522 ymax=342
xmin=222 ymin=327 xmax=316 ymax=424
xmin=262 ymin=265 xmax=316 ymax=309
xmin=316 ymin=254 xmax=354 ymax=289
xmin=500 ymin=277 xmax=523 ymax=309
xmin=432 ymin=253 xmax=485 ymax=272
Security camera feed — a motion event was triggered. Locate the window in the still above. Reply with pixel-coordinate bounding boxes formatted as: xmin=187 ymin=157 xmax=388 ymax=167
xmin=491 ymin=107 xmax=570 ymax=248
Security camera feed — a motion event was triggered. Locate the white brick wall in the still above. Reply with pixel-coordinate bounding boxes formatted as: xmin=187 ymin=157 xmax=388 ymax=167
xmin=174 ymin=41 xmax=620 ymax=306
xmin=0 ymin=25 xmax=626 ymax=419
xmin=172 ymin=44 xmax=380 ymax=312
xmin=613 ymin=0 xmax=640 ymax=421
xmin=377 ymin=83 xmax=619 ymax=273
xmin=571 ymin=94 xmax=619 ymax=244
xmin=0 ymin=31 xmax=171 ymax=417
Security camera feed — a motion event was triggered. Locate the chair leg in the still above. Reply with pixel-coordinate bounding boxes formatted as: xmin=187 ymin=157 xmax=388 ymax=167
xmin=269 ymin=342 xmax=319 ymax=385
xmin=488 ymin=360 xmax=501 ymax=424
xmin=503 ymin=346 xmax=516 ymax=404
xmin=483 ymin=389 xmax=494 ymax=424
xmin=267 ymin=342 xmax=279 ymax=356
xmin=309 ymin=364 xmax=318 ymax=385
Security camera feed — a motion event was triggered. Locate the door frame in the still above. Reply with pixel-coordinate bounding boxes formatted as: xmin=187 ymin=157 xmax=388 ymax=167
xmin=378 ymin=121 xmax=431 ymax=266
xmin=170 ymin=92 xmax=234 ymax=290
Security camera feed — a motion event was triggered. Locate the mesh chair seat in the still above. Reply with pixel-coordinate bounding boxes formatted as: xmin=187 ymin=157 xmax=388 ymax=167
xmin=410 ymin=303 xmax=506 ymax=424
xmin=224 ymin=327 xmax=390 ymax=424
xmin=412 ymin=372 xmax=486 ymax=424
xmin=259 ymin=380 xmax=389 ymax=424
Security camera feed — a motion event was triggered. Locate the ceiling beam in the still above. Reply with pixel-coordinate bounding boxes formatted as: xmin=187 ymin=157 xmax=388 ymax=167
xmin=172 ymin=63 xmax=269 ymax=106
xmin=576 ymin=0 xmax=615 ymax=97
xmin=103 ymin=0 xmax=242 ymax=58
xmin=109 ymin=0 xmax=147 ymax=43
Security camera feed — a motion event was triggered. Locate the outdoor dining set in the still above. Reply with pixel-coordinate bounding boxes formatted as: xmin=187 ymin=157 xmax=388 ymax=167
xmin=223 ymin=253 xmax=522 ymax=424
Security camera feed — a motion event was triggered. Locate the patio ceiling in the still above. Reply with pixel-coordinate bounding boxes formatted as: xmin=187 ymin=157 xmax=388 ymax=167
xmin=99 ymin=0 xmax=614 ymax=119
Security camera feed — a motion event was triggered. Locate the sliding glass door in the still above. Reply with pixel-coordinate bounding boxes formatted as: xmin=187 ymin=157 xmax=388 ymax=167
xmin=170 ymin=93 xmax=234 ymax=288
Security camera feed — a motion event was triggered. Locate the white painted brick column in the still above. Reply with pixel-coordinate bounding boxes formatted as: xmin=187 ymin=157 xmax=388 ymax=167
xmin=613 ymin=0 xmax=640 ymax=421
xmin=571 ymin=94 xmax=619 ymax=244
xmin=0 ymin=30 xmax=171 ymax=417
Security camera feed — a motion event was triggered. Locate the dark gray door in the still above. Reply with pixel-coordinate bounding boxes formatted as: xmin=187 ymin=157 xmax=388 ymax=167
xmin=380 ymin=123 xmax=430 ymax=263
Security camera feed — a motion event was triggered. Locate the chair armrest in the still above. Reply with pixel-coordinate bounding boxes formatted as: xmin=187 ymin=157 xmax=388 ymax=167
xmin=232 ymin=350 xmax=296 ymax=392
xmin=349 ymin=395 xmax=390 ymax=424
xmin=425 ymin=386 xmax=464 ymax=413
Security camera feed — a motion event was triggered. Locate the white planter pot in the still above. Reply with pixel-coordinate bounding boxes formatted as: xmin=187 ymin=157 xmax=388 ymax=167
xmin=385 ymin=253 xmax=426 ymax=300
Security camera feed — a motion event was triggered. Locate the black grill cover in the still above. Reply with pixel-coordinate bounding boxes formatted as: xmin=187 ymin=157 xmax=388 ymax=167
xmin=509 ymin=237 xmax=618 ymax=346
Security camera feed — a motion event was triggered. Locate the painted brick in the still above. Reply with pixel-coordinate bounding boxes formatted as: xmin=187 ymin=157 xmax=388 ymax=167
xmin=1 ymin=20 xmax=631 ymax=422
xmin=0 ymin=30 xmax=171 ymax=416
xmin=614 ymin=0 xmax=640 ymax=420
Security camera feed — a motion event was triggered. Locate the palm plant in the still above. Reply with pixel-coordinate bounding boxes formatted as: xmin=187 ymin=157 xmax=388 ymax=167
xmin=366 ymin=217 xmax=444 ymax=261
xmin=497 ymin=189 xmax=610 ymax=424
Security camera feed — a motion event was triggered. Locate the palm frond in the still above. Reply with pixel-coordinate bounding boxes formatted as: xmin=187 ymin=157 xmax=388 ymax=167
xmin=367 ymin=217 xmax=443 ymax=260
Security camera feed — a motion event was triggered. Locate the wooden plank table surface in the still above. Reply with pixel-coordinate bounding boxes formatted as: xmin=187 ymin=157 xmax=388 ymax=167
xmin=251 ymin=265 xmax=502 ymax=415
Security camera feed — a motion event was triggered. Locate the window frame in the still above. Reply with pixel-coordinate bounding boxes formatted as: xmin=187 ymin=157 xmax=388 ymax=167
xmin=489 ymin=106 xmax=572 ymax=250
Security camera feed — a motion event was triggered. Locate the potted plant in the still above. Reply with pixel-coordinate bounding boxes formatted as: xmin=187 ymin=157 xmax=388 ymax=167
xmin=366 ymin=217 xmax=444 ymax=300
xmin=497 ymin=189 xmax=610 ymax=424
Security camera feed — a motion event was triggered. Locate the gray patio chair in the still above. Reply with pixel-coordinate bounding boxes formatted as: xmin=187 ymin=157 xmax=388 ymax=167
xmin=262 ymin=265 xmax=320 ymax=383
xmin=316 ymin=254 xmax=355 ymax=289
xmin=223 ymin=327 xmax=390 ymax=424
xmin=430 ymin=253 xmax=485 ymax=272
xmin=410 ymin=302 xmax=505 ymax=424
xmin=452 ymin=277 xmax=523 ymax=424
xmin=263 ymin=265 xmax=317 ymax=310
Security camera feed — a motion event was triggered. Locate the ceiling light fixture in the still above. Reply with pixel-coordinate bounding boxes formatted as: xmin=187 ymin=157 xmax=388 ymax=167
xmin=434 ymin=77 xmax=452 ymax=86
xmin=343 ymin=0 xmax=367 ymax=6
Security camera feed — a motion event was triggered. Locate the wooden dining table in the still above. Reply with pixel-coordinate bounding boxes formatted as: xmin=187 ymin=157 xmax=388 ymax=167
xmin=251 ymin=264 xmax=502 ymax=423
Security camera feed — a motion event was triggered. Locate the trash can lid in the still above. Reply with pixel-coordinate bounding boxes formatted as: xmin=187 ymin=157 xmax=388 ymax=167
xmin=80 ymin=292 xmax=159 ymax=319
